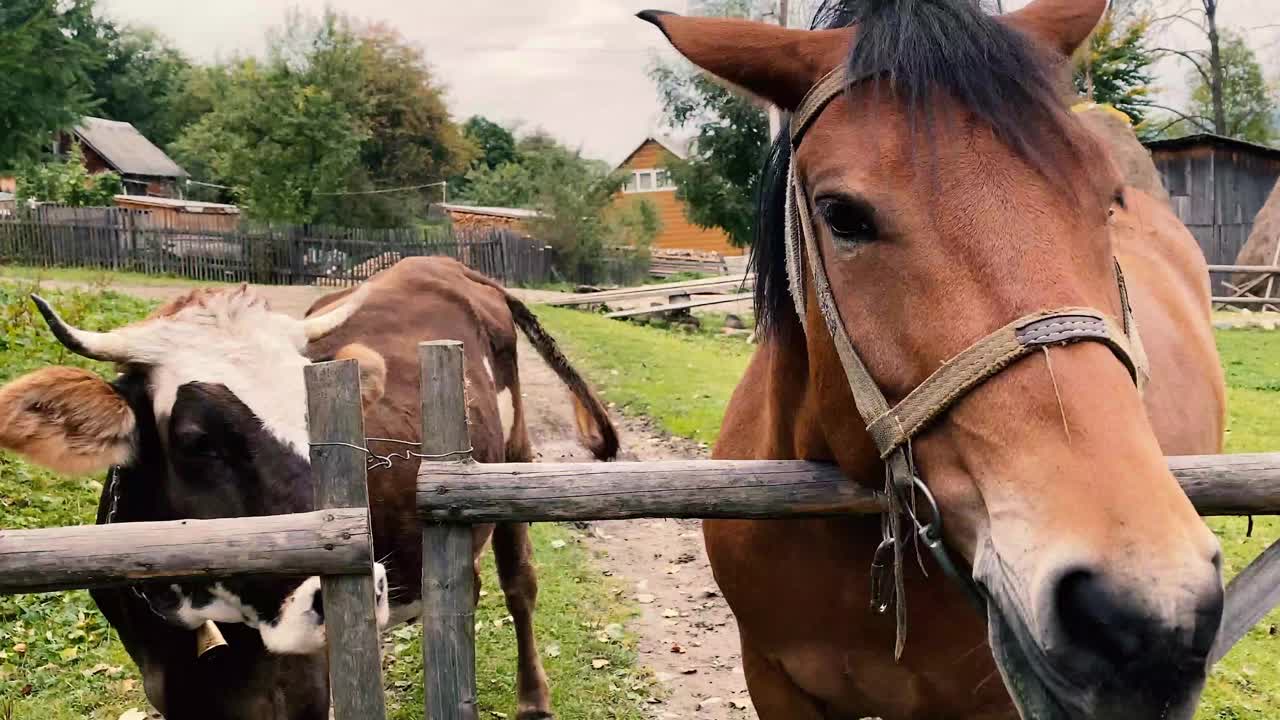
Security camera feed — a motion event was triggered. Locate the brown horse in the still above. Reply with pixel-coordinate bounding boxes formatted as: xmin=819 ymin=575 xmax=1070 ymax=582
xmin=641 ymin=1 xmax=1226 ymax=719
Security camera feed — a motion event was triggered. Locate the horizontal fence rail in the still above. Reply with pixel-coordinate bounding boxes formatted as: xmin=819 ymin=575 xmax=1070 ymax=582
xmin=0 ymin=360 xmax=385 ymax=720
xmin=417 ymin=453 xmax=1280 ymax=521
xmin=0 ymin=508 xmax=370 ymax=594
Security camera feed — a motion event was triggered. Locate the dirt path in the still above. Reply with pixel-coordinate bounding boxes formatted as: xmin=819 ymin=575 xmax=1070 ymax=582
xmin=513 ymin=336 xmax=755 ymax=719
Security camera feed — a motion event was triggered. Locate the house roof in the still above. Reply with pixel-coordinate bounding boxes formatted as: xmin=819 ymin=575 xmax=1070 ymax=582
xmin=1143 ymin=133 xmax=1280 ymax=160
xmin=615 ymin=135 xmax=692 ymax=169
xmin=113 ymin=195 xmax=240 ymax=214
xmin=436 ymin=203 xmax=542 ymax=220
xmin=74 ymin=117 xmax=188 ymax=179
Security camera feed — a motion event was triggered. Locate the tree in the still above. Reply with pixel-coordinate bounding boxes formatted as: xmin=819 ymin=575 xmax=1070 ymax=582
xmin=319 ymin=21 xmax=473 ymax=226
xmin=453 ymin=129 xmax=659 ymax=283
xmin=650 ymin=62 xmax=769 ymax=248
xmin=1074 ymin=11 xmax=1158 ymax=129
xmin=1149 ymin=0 xmax=1277 ymax=142
xmin=1156 ymin=30 xmax=1276 ymax=143
xmin=0 ymin=0 xmax=100 ymax=169
xmin=15 ymin=145 xmax=122 ymax=206
xmin=463 ymin=117 xmax=518 ymax=172
xmin=84 ymin=24 xmax=193 ymax=149
xmin=170 ymin=55 xmax=368 ymax=223
xmin=170 ymin=11 xmax=472 ymax=225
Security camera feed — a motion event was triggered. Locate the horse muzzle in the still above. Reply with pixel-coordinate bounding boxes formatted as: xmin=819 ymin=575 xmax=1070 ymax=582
xmin=984 ymin=557 xmax=1222 ymax=720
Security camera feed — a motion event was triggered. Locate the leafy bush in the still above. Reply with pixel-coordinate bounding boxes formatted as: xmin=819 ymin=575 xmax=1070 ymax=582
xmin=14 ymin=146 xmax=123 ymax=208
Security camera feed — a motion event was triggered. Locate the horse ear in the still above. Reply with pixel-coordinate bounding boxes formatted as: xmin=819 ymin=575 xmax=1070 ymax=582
xmin=1002 ymin=0 xmax=1107 ymax=57
xmin=638 ymin=11 xmax=851 ymax=110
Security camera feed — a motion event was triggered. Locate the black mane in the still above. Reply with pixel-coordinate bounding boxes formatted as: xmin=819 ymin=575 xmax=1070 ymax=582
xmin=752 ymin=0 xmax=1073 ymax=337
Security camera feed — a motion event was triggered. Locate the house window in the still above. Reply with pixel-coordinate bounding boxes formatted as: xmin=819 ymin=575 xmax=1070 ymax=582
xmin=623 ymin=169 xmax=676 ymax=194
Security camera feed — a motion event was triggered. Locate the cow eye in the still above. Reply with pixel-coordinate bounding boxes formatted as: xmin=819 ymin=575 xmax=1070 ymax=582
xmin=817 ymin=196 xmax=879 ymax=245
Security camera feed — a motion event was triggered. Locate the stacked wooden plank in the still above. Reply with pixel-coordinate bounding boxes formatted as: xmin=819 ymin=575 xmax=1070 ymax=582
xmin=649 ymin=248 xmax=730 ymax=278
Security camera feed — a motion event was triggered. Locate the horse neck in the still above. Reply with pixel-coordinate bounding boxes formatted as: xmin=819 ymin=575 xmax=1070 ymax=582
xmin=715 ymin=322 xmax=884 ymax=487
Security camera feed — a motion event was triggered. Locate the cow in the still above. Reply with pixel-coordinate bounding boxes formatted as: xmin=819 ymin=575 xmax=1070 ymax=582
xmin=0 ymin=256 xmax=619 ymax=719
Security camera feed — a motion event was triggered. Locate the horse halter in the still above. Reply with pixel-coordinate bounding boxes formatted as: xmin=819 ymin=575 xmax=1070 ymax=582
xmin=783 ymin=67 xmax=1151 ymax=658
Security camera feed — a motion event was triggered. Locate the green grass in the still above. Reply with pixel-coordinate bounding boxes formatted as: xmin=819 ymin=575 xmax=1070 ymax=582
xmin=534 ymin=308 xmax=1280 ymax=719
xmin=0 ymin=286 xmax=648 ymax=720
xmin=0 ymin=264 xmax=219 ymax=288
xmin=0 ymin=284 xmax=157 ymax=719
xmin=384 ymin=524 xmax=650 ymax=720
xmin=535 ymin=306 xmax=754 ymax=445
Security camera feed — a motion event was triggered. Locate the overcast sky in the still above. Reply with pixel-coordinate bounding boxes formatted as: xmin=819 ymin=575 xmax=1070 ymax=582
xmin=99 ymin=0 xmax=1278 ymax=166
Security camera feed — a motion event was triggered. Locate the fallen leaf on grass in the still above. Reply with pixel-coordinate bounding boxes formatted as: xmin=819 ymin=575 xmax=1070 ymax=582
xmin=546 ymin=643 xmax=561 ymax=658
xmin=591 ymin=658 xmax=611 ymax=669
xmin=118 ymin=710 xmax=149 ymax=720
xmin=550 ymin=540 xmax=567 ymax=549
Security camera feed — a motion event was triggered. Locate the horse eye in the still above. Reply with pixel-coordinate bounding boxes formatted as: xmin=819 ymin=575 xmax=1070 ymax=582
xmin=817 ymin=198 xmax=879 ymax=244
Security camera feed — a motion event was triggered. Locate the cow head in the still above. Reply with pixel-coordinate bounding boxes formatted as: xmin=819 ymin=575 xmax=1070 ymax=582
xmin=0 ymin=286 xmax=390 ymax=657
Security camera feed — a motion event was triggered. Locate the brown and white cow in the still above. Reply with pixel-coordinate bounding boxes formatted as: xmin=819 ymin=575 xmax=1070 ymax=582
xmin=0 ymin=257 xmax=618 ymax=719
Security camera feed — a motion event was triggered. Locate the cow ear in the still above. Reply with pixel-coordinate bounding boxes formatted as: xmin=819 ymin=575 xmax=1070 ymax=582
xmin=0 ymin=367 xmax=136 ymax=475
xmin=334 ymin=344 xmax=387 ymax=410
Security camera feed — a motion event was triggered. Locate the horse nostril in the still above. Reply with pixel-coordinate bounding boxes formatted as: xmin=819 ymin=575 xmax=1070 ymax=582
xmin=1054 ymin=569 xmax=1144 ymax=666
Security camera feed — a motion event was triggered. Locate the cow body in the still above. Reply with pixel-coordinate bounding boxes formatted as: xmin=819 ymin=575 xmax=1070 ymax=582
xmin=0 ymin=257 xmax=616 ymax=719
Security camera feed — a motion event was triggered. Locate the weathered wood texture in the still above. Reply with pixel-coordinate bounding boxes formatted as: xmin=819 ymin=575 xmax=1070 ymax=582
xmin=1212 ymin=536 xmax=1280 ymax=665
xmin=1169 ymin=453 xmax=1280 ymax=514
xmin=418 ymin=342 xmax=478 ymax=720
xmin=0 ymin=508 xmax=369 ymax=594
xmin=418 ymin=454 xmax=1280 ymax=522
xmin=606 ymin=292 xmax=753 ymax=319
xmin=548 ymin=273 xmax=753 ymax=306
xmin=306 ymin=360 xmax=387 ymax=720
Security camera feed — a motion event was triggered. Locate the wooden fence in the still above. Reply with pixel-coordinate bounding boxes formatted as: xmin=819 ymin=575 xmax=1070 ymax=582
xmin=0 ymin=213 xmax=553 ymax=288
xmin=0 ymin=361 xmax=387 ymax=720
xmin=9 ymin=347 xmax=1280 ymax=718
xmin=412 ymin=342 xmax=1280 ymax=718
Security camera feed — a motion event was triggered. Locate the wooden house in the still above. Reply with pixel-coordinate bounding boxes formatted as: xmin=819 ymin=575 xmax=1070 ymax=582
xmin=611 ymin=137 xmax=742 ymax=256
xmin=60 ymin=117 xmax=189 ymax=198
xmin=1144 ymin=133 xmax=1280 ymax=266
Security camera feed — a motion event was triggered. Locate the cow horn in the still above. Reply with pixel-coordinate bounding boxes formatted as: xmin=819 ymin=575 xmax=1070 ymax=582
xmin=300 ymin=284 xmax=370 ymax=341
xmin=31 ymin=295 xmax=135 ymax=363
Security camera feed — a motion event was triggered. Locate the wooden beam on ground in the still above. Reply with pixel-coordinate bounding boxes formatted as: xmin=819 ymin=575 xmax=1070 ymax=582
xmin=418 ymin=454 xmax=1280 ymax=523
xmin=605 ymin=292 xmax=754 ymax=319
xmin=0 ymin=509 xmax=369 ymax=595
xmin=306 ymin=360 xmax=387 ymax=720
xmin=547 ymin=274 xmax=753 ymax=307
xmin=418 ymin=341 xmax=479 ymax=720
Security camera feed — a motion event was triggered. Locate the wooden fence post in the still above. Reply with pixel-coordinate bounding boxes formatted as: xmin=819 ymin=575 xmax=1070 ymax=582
xmin=306 ymin=360 xmax=388 ymax=720
xmin=418 ymin=341 xmax=478 ymax=720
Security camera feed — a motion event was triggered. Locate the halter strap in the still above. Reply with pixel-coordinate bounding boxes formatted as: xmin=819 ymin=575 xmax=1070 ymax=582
xmin=783 ymin=64 xmax=1151 ymax=658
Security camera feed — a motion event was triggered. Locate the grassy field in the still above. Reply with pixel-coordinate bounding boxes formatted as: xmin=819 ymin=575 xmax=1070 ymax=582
xmin=536 ymin=306 xmax=1280 ymax=720
xmin=0 ymin=285 xmax=649 ymax=720
xmin=0 ymin=264 xmax=221 ymax=288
